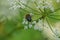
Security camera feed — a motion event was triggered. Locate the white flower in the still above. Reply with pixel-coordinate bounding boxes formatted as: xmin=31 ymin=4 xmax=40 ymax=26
xmin=44 ymin=1 xmax=54 ymax=12
xmin=24 ymin=26 xmax=28 ymax=29
xmin=53 ymin=28 xmax=60 ymax=36
xmin=25 ymin=21 xmax=28 ymax=24
xmin=34 ymin=24 xmax=39 ymax=30
xmin=32 ymin=21 xmax=36 ymax=24
xmin=38 ymin=19 xmax=43 ymax=24
xmin=18 ymin=0 xmax=27 ymax=8
xmin=38 ymin=21 xmax=43 ymax=30
xmin=22 ymin=18 xmax=28 ymax=24
xmin=44 ymin=21 xmax=49 ymax=28
xmin=9 ymin=5 xmax=21 ymax=10
xmin=8 ymin=0 xmax=21 ymax=10
xmin=8 ymin=0 xmax=28 ymax=10
xmin=29 ymin=23 xmax=32 ymax=28
xmin=34 ymin=23 xmax=43 ymax=31
xmin=38 ymin=26 xmax=43 ymax=31
xmin=29 ymin=13 xmax=34 ymax=16
xmin=34 ymin=20 xmax=43 ymax=31
xmin=22 ymin=18 xmax=26 ymax=24
xmin=20 ymin=0 xmax=27 ymax=4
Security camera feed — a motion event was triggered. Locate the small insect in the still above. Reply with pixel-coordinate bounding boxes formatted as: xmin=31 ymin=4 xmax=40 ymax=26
xmin=25 ymin=14 xmax=32 ymax=22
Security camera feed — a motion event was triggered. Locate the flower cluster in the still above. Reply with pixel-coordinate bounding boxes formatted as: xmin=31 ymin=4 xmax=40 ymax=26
xmin=22 ymin=17 xmax=44 ymax=31
xmin=8 ymin=0 xmax=60 ymax=39
xmin=8 ymin=0 xmax=28 ymax=10
xmin=8 ymin=0 xmax=21 ymax=10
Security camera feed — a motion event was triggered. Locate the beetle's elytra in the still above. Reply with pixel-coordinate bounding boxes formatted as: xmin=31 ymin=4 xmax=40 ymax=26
xmin=25 ymin=14 xmax=32 ymax=22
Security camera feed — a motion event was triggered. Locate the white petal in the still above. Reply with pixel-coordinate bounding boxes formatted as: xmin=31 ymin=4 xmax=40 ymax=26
xmin=29 ymin=24 xmax=32 ymax=28
xmin=24 ymin=26 xmax=28 ymax=29
xmin=32 ymin=21 xmax=36 ymax=24
xmin=34 ymin=25 xmax=39 ymax=30
xmin=25 ymin=21 xmax=28 ymax=24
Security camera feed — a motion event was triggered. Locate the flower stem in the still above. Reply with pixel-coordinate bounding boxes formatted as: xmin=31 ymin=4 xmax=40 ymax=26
xmin=34 ymin=1 xmax=44 ymax=13
xmin=18 ymin=2 xmax=41 ymax=14
xmin=46 ymin=17 xmax=59 ymax=37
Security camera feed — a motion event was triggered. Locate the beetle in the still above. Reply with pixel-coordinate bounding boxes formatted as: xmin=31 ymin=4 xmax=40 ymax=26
xmin=25 ymin=14 xmax=32 ymax=22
